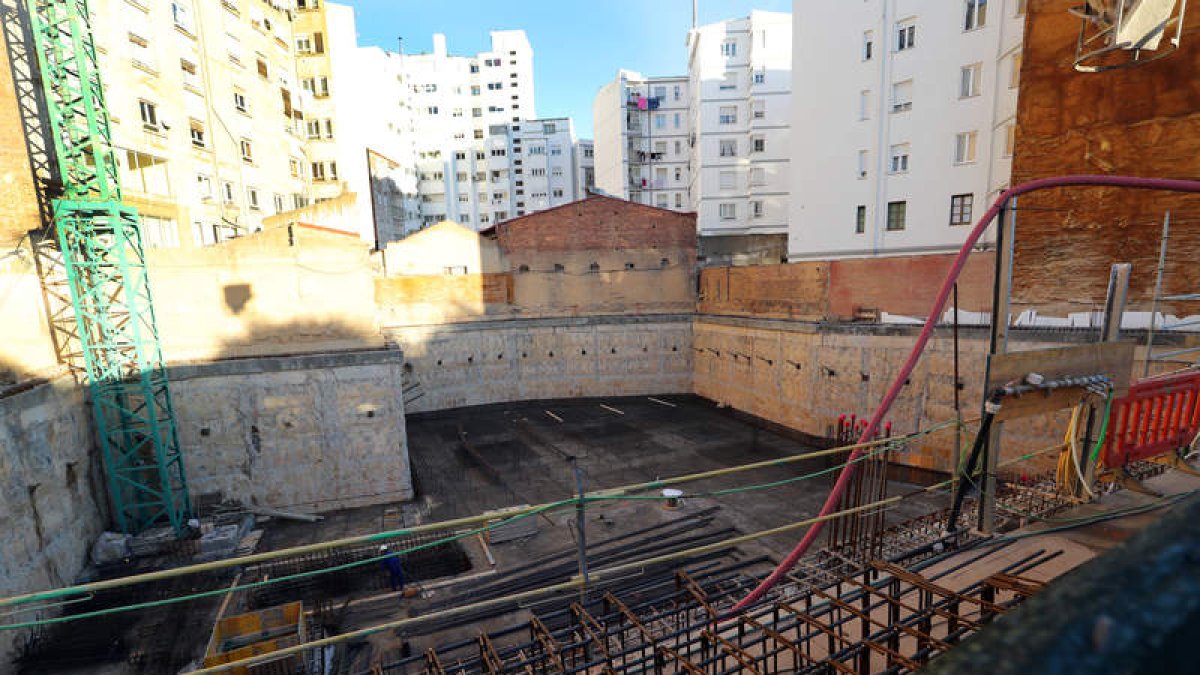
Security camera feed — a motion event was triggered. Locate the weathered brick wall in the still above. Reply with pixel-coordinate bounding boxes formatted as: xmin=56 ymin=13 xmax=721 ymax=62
xmin=697 ymin=253 xmax=994 ymax=322
xmin=1012 ymin=1 xmax=1200 ymax=313
xmin=493 ymin=195 xmax=696 ymax=253
xmin=0 ymin=22 xmax=43 ymax=250
xmin=829 ymin=253 xmax=994 ymax=319
xmin=699 ymin=262 xmax=829 ymax=320
xmin=375 ymin=273 xmax=513 ymax=325
xmin=486 ymin=196 xmax=698 ymax=318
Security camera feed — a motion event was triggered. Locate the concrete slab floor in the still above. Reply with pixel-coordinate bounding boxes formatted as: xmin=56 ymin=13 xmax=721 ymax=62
xmin=403 ymin=393 xmax=949 ymax=562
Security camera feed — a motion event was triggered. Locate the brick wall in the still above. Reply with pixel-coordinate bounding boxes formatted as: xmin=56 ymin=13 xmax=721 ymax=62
xmin=0 ymin=23 xmax=44 ymax=249
xmin=697 ymin=253 xmax=994 ymax=322
xmin=1012 ymin=1 xmax=1200 ymax=313
xmin=699 ymin=262 xmax=829 ymax=320
xmin=829 ymin=253 xmax=994 ymax=319
xmin=493 ymin=194 xmax=696 ymax=253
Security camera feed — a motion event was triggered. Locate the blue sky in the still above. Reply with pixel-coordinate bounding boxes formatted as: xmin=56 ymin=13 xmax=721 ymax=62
xmin=339 ymin=1 xmax=791 ymax=138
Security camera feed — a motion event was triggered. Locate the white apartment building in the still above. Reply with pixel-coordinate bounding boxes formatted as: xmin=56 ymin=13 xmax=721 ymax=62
xmin=575 ymin=139 xmax=595 ymax=197
xmin=593 ymin=71 xmax=692 ymax=211
xmin=295 ymin=1 xmax=421 ymax=244
xmin=789 ymin=0 xmax=1024 ymax=260
xmin=403 ymin=31 xmax=538 ymax=230
xmin=97 ymin=0 xmax=310 ymax=249
xmin=687 ymin=11 xmax=793 ymax=255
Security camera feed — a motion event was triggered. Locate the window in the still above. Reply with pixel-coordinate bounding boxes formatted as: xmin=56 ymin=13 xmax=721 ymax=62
xmin=750 ymin=168 xmax=766 ymax=186
xmin=859 ymin=90 xmax=871 ymax=120
xmin=719 ymin=106 xmax=737 ymax=124
xmin=752 ymin=136 xmax=765 ymax=153
xmin=720 ymin=71 xmax=737 ymax=90
xmin=655 ymin=114 xmax=667 ymax=129
xmin=180 ymin=59 xmax=199 ymax=89
xmin=960 ymin=64 xmax=982 ymax=98
xmin=1016 ymin=0 xmax=1027 ymax=15
xmin=471 ymin=86 xmax=481 ymax=96
xmin=891 ymin=80 xmax=913 ymax=112
xmin=752 ymin=200 xmax=764 ymax=218
xmin=753 ymin=68 xmax=766 ymax=84
xmin=239 ymin=138 xmax=253 ymax=163
xmin=863 ymin=31 xmax=874 ymax=60
xmin=256 ymin=57 xmax=268 ymax=79
xmin=470 ymin=63 xmax=479 ymax=73
xmin=315 ymin=77 xmax=329 ymax=97
xmin=719 ymin=203 xmax=736 ymax=220
xmin=674 ymin=167 xmax=682 ymax=181
xmin=721 ymin=39 xmax=737 ymax=57
xmin=890 ymin=144 xmax=910 ymax=173
xmin=674 ymin=140 xmax=682 ymax=155
xmin=857 ymin=150 xmax=868 ymax=178
xmin=171 ymin=1 xmax=194 ymax=33
xmin=312 ymin=162 xmax=326 ymax=181
xmin=886 ymin=201 xmax=907 ymax=230
xmin=855 ymin=205 xmax=866 ymax=233
xmin=950 ymin=193 xmax=974 ymax=225
xmin=553 ymin=188 xmax=564 ymax=198
xmin=674 ymin=112 xmax=681 ymax=128
xmin=295 ymin=34 xmax=312 ymax=53
xmin=222 ymin=181 xmax=235 ymax=204
xmin=674 ymin=85 xmax=681 ymax=100
xmin=247 ymin=187 xmax=260 ymax=210
xmin=306 ymin=119 xmax=321 ymax=139
xmin=195 ymin=174 xmax=212 ymax=200
xmin=719 ymin=139 xmax=737 ymax=157
xmin=964 ymin=0 xmax=987 ymax=31
xmin=138 ymin=100 xmax=158 ymax=130
xmin=140 ymin=216 xmax=180 ymax=249
xmin=233 ymin=91 xmax=248 ymax=113
xmin=656 ymin=194 xmax=669 ymax=208
xmin=954 ymin=131 xmax=978 ymax=164
xmin=273 ymin=193 xmax=284 ymax=213
xmin=719 ymin=171 xmax=736 ymax=189
xmin=426 ymin=106 xmax=439 ymax=115
xmin=190 ymin=121 xmax=206 ymax=148
xmin=289 ymin=158 xmax=302 ymax=178
xmin=896 ymin=20 xmax=916 ymax=51
xmin=1004 ymin=123 xmax=1016 ymax=157
xmin=1010 ymin=54 xmax=1022 ymax=89
xmin=675 ymin=193 xmax=683 ymax=208
xmin=752 ymin=99 xmax=765 ymax=119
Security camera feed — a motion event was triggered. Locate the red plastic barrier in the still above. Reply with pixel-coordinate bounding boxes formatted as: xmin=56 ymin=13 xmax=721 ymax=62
xmin=1102 ymin=371 xmax=1200 ymax=468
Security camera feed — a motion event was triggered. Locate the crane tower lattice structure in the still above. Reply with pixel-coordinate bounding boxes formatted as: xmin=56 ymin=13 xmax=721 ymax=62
xmin=26 ymin=0 xmax=191 ymax=533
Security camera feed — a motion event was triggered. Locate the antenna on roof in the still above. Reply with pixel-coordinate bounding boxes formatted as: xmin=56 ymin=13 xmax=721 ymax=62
xmin=397 ymin=36 xmax=404 ymax=55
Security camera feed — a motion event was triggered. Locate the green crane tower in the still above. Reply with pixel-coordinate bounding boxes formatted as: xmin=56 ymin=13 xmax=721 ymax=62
xmin=26 ymin=0 xmax=191 ymax=533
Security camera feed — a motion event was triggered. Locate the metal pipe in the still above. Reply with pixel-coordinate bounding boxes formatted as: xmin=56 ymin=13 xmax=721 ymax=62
xmin=1144 ymin=212 xmax=1171 ymax=377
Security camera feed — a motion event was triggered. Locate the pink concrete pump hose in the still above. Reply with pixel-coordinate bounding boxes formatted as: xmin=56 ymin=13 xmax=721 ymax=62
xmin=729 ymin=175 xmax=1200 ymax=612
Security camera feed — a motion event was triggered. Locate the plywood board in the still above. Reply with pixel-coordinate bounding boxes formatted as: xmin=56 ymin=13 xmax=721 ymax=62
xmin=984 ymin=342 xmax=1136 ymax=421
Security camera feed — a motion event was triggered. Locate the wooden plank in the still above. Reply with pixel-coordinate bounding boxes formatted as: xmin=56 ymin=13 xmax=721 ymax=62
xmin=985 ymin=342 xmax=1135 ymax=420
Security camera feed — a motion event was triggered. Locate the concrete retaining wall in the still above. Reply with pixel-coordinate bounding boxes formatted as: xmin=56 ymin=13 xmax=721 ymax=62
xmin=0 ymin=378 xmax=106 ymax=659
xmin=170 ymin=349 xmax=412 ymax=512
xmin=692 ymin=316 xmax=1125 ymax=476
xmin=387 ymin=316 xmax=694 ymax=413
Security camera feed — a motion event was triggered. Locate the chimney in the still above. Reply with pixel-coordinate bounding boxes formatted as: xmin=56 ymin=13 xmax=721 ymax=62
xmin=432 ymin=33 xmax=447 ymax=58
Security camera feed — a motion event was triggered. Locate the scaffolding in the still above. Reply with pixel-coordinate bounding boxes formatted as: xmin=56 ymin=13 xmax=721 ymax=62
xmin=25 ymin=0 xmax=190 ymax=533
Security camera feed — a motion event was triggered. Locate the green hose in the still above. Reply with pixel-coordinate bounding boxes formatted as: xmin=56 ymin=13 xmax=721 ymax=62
xmin=1088 ymin=390 xmax=1116 ymax=465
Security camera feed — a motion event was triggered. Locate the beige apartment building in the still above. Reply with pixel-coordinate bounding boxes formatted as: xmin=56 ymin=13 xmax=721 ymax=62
xmin=94 ymin=0 xmax=310 ymax=249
